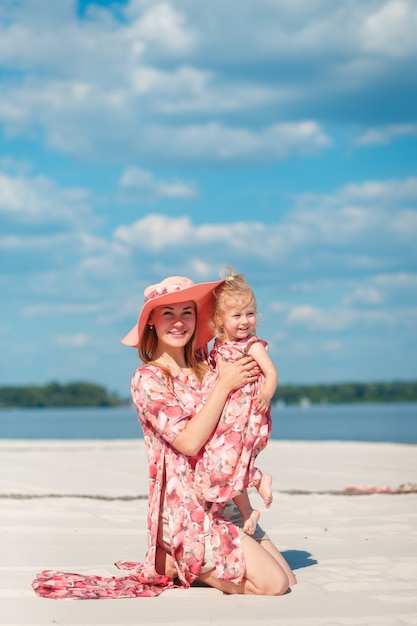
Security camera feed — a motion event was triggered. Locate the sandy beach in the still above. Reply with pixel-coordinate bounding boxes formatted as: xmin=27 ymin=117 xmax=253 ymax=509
xmin=1 ymin=439 xmax=416 ymax=626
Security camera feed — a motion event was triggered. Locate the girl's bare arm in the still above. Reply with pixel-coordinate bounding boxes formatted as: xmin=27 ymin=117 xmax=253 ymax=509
xmin=247 ymin=341 xmax=278 ymax=404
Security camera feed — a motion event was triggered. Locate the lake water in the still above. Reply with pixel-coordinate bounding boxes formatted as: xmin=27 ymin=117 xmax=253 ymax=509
xmin=0 ymin=402 xmax=416 ymax=443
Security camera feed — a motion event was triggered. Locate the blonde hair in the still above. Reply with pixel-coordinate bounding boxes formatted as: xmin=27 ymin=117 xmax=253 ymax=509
xmin=211 ymin=266 xmax=258 ymax=339
xmin=137 ymin=302 xmax=208 ymax=382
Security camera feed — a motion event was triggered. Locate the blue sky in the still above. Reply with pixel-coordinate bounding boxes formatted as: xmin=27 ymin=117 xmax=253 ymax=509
xmin=1 ymin=0 xmax=416 ymax=397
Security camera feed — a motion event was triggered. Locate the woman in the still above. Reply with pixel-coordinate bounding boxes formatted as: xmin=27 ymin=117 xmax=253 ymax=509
xmin=32 ymin=276 xmax=295 ymax=599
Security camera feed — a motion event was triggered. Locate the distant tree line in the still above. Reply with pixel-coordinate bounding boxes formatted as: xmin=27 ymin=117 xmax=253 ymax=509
xmin=273 ymin=380 xmax=417 ymax=405
xmin=0 ymin=382 xmax=128 ymax=408
xmin=0 ymin=380 xmax=416 ymax=409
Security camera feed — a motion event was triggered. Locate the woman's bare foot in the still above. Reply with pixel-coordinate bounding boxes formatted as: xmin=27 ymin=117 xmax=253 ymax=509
xmin=242 ymin=508 xmax=260 ymax=535
xmin=257 ymin=473 xmax=273 ymax=508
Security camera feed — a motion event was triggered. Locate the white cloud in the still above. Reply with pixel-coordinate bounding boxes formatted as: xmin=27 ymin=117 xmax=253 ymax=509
xmin=343 ymin=273 xmax=417 ymax=308
xmin=134 ymin=121 xmax=330 ymax=163
xmin=115 ymin=213 xmax=194 ymax=250
xmin=3 ymin=1 xmax=415 ymax=163
xmin=52 ymin=334 xmax=90 ymax=348
xmin=375 ymin=272 xmax=417 ymax=288
xmin=113 ymin=175 xmax=417 ymax=272
xmin=340 ymin=177 xmax=417 ymax=202
xmin=124 ymin=1 xmax=195 ymax=53
xmin=2 ymin=170 xmax=414 ymax=315
xmin=362 ymin=0 xmax=417 ymax=57
xmin=130 ymin=64 xmax=209 ymax=98
xmin=286 ymin=304 xmax=396 ymax=331
xmin=298 ymin=176 xmax=417 ymax=207
xmin=120 ymin=167 xmax=196 ymax=198
xmin=355 ymin=124 xmax=417 ymax=146
xmin=0 ymin=72 xmax=331 ymax=162
xmin=322 ymin=341 xmax=343 ymax=353
xmin=270 ymin=302 xmax=290 ymax=314
xmin=0 ymin=170 xmax=95 ymax=229
xmin=343 ymin=287 xmax=384 ymax=306
xmin=0 ymin=156 xmax=33 ymax=175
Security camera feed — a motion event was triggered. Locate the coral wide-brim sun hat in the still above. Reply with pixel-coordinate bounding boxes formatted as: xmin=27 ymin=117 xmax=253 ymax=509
xmin=121 ymin=276 xmax=225 ymax=350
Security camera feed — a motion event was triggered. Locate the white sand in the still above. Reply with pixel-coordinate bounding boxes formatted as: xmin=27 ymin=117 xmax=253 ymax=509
xmin=1 ymin=439 xmax=416 ymax=626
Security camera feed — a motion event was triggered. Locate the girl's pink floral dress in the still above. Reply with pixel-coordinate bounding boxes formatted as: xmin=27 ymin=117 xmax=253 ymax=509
xmin=194 ymin=336 xmax=272 ymax=503
xmin=32 ymin=364 xmax=246 ymax=599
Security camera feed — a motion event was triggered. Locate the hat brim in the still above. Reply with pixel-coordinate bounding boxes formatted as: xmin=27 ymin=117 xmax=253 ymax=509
xmin=121 ymin=279 xmax=224 ymax=350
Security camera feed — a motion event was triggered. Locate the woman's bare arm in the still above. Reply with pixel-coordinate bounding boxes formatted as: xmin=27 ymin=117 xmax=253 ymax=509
xmin=173 ymin=356 xmax=257 ymax=456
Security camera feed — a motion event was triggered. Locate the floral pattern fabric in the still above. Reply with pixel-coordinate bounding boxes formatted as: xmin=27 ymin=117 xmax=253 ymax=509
xmin=31 ymin=562 xmax=174 ymax=599
xmin=194 ymin=336 xmax=272 ymax=503
xmin=32 ymin=364 xmax=246 ymax=599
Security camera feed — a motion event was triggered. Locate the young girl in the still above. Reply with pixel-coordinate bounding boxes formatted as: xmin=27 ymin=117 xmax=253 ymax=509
xmin=194 ymin=269 xmax=278 ymax=535
xmin=32 ymin=275 xmax=295 ymax=599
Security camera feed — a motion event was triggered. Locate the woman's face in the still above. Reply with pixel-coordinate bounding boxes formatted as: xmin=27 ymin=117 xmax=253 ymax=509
xmin=149 ymin=300 xmax=196 ymax=351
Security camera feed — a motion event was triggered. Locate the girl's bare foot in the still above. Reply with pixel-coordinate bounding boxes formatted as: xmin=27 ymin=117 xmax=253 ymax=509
xmin=242 ymin=508 xmax=260 ymax=535
xmin=257 ymin=473 xmax=273 ymax=508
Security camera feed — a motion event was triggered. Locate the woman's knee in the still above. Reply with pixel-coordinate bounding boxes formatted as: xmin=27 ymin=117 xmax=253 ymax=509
xmin=270 ymin=574 xmax=290 ymax=596
xmin=256 ymin=571 xmax=289 ymax=596
xmin=242 ymin=537 xmax=290 ymax=595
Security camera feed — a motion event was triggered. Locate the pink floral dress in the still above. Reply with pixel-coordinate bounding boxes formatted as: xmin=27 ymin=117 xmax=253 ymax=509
xmin=32 ymin=364 xmax=246 ymax=599
xmin=194 ymin=336 xmax=272 ymax=503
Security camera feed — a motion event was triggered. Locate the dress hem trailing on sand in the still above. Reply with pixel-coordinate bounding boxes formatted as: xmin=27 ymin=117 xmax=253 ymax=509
xmin=31 ymin=561 xmax=175 ymax=599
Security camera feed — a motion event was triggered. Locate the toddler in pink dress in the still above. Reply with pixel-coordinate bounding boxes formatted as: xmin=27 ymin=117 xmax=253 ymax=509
xmin=195 ymin=269 xmax=278 ymax=534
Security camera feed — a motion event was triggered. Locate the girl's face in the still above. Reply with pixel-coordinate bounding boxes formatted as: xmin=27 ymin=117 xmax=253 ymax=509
xmin=217 ymin=296 xmax=257 ymax=342
xmin=149 ymin=300 xmax=196 ymax=352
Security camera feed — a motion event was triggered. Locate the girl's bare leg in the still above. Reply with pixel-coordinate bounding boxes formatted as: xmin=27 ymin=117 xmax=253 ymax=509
xmin=233 ymin=490 xmax=260 ymax=535
xmin=257 ymin=473 xmax=273 ymax=508
xmin=197 ymin=534 xmax=290 ymax=595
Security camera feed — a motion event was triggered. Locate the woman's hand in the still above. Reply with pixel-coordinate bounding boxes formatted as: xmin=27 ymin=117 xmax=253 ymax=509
xmin=173 ymin=355 xmax=259 ymax=457
xmin=216 ymin=355 xmax=260 ymax=392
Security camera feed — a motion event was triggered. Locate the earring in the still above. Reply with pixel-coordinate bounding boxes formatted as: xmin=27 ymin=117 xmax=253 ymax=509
xmin=148 ymin=323 xmax=153 ymax=329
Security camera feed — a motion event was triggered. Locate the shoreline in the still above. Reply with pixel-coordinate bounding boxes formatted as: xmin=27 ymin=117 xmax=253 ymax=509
xmin=1 ymin=438 xmax=415 ymax=495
